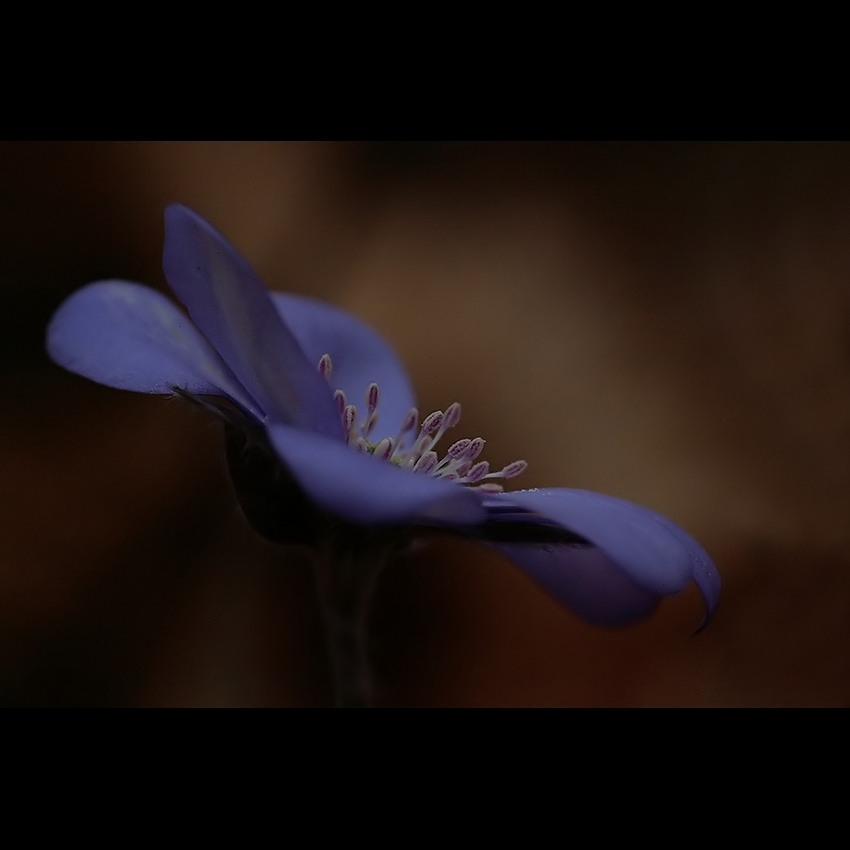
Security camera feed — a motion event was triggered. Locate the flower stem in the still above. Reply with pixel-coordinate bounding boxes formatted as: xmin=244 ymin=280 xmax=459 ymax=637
xmin=313 ymin=529 xmax=388 ymax=707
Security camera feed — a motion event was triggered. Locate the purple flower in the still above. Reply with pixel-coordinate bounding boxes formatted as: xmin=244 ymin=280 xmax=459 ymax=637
xmin=46 ymin=204 xmax=720 ymax=629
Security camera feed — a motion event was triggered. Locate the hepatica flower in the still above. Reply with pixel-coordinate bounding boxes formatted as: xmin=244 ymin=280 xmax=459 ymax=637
xmin=47 ymin=204 xmax=719 ymax=704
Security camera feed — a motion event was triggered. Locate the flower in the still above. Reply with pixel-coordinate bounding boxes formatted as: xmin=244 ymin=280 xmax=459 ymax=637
xmin=46 ymin=204 xmax=720 ymax=629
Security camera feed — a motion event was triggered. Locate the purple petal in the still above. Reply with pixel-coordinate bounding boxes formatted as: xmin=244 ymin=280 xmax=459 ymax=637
xmin=483 ymin=488 xmax=720 ymax=627
xmin=46 ymin=280 xmax=261 ymax=416
xmin=266 ymin=423 xmax=487 ymax=526
xmin=271 ymin=293 xmax=417 ymax=443
xmin=162 ymin=205 xmax=341 ymax=438
xmin=494 ymin=541 xmax=662 ymax=625
xmin=645 ymin=511 xmax=721 ymax=632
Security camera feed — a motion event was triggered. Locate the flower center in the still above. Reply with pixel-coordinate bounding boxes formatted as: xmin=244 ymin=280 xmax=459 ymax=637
xmin=317 ymin=353 xmax=526 ymax=493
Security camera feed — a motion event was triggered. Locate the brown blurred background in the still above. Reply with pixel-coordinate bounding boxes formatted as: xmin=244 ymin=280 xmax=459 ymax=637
xmin=2 ymin=141 xmax=848 ymax=706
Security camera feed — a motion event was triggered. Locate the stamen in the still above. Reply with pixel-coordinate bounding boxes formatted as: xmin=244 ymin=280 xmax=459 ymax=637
xmin=323 ymin=370 xmax=527 ymax=493
xmin=343 ymin=404 xmax=357 ymax=443
xmin=413 ymin=451 xmax=438 ymax=474
xmin=464 ymin=437 xmax=485 ymax=462
xmin=373 ymin=437 xmax=395 ymax=460
xmin=433 ymin=438 xmax=472 ymax=475
xmin=427 ymin=402 xmax=461 ymax=450
xmin=442 ymin=402 xmax=462 ymax=430
xmin=446 ymin=439 xmax=471 ymax=459
xmin=361 ymin=409 xmax=378 ymax=438
xmin=393 ymin=407 xmax=419 ymax=449
xmin=489 ymin=460 xmax=528 ymax=480
xmin=399 ymin=408 xmax=419 ymax=435
xmin=408 ymin=433 xmax=433 ymax=461
xmin=503 ymin=460 xmax=528 ymax=478
xmin=464 ymin=461 xmax=490 ymax=483
xmin=420 ymin=411 xmax=443 ymax=434
xmin=317 ymin=353 xmax=333 ymax=380
xmin=367 ymin=383 xmax=379 ymax=414
xmin=476 ymin=482 xmax=505 ymax=493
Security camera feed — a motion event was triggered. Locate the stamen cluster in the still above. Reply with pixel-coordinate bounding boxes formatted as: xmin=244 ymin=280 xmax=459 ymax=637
xmin=318 ymin=353 xmax=526 ymax=493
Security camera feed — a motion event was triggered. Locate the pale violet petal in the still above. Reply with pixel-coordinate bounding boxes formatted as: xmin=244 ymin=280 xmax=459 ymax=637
xmin=271 ymin=293 xmax=417 ymax=441
xmin=162 ymin=204 xmax=341 ymax=437
xmin=46 ymin=280 xmax=261 ymax=416
xmin=266 ymin=423 xmax=487 ymax=526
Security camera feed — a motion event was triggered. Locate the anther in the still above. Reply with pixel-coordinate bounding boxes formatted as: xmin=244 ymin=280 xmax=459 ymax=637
xmin=318 ymin=353 xmax=333 ymax=380
xmin=498 ymin=460 xmax=528 ymax=479
xmin=399 ymin=408 xmax=419 ymax=435
xmin=464 ymin=437 xmax=485 ymax=462
xmin=465 ymin=461 xmax=490 ymax=483
xmin=343 ymin=404 xmax=357 ymax=442
xmin=428 ymin=402 xmax=461 ymax=448
xmin=393 ymin=407 xmax=419 ymax=449
xmin=446 ymin=438 xmax=472 ymax=459
xmin=414 ymin=451 xmax=438 ymax=474
xmin=442 ymin=402 xmax=462 ymax=430
xmin=367 ymin=383 xmax=379 ymax=414
xmin=373 ymin=437 xmax=395 ymax=460
xmin=420 ymin=411 xmax=443 ymax=434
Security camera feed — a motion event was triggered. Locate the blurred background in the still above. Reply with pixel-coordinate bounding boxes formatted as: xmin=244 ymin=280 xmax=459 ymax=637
xmin=2 ymin=141 xmax=848 ymax=706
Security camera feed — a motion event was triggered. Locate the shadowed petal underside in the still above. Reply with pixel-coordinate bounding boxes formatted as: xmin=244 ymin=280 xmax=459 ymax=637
xmin=482 ymin=488 xmax=720 ymax=627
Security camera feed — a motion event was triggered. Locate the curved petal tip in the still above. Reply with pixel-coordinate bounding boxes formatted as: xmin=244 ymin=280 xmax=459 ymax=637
xmin=481 ymin=488 xmax=720 ymax=629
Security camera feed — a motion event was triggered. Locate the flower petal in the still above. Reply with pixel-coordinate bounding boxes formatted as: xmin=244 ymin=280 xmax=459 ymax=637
xmin=162 ymin=204 xmax=341 ymax=438
xmin=271 ymin=293 xmax=417 ymax=442
xmin=494 ymin=540 xmax=662 ymax=625
xmin=645 ymin=511 xmax=721 ymax=632
xmin=46 ymin=280 xmax=261 ymax=416
xmin=481 ymin=488 xmax=720 ymax=627
xmin=266 ymin=423 xmax=487 ymax=526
